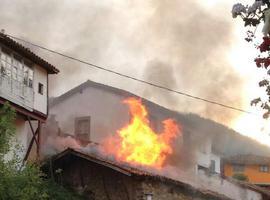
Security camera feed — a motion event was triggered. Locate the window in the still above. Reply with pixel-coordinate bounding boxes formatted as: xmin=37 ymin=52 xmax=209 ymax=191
xmin=12 ymin=58 xmax=23 ymax=81
xmin=0 ymin=48 xmax=34 ymax=87
xmin=210 ymin=160 xmax=216 ymax=173
xmin=12 ymin=65 xmax=18 ymax=80
xmin=38 ymin=83 xmax=44 ymax=95
xmin=23 ymin=64 xmax=33 ymax=88
xmin=145 ymin=194 xmax=153 ymax=200
xmin=198 ymin=165 xmax=207 ymax=171
xmin=75 ymin=116 xmax=91 ymax=141
xmin=260 ymin=165 xmax=269 ymax=172
xmin=0 ymin=51 xmax=11 ymax=76
xmin=233 ymin=164 xmax=245 ymax=172
xmin=28 ymin=69 xmax=33 ymax=88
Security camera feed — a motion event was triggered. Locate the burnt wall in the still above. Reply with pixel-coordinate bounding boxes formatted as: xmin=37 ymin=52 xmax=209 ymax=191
xmin=50 ymin=154 xmax=231 ymax=200
xmin=52 ymin=155 xmax=141 ymax=200
xmin=140 ymin=178 xmax=231 ymax=200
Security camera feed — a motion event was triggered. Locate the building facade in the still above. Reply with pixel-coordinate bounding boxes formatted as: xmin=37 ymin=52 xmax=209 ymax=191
xmin=223 ymin=155 xmax=270 ymax=187
xmin=45 ymin=80 xmax=223 ymax=175
xmin=196 ymin=136 xmax=221 ymax=175
xmin=43 ymin=80 xmax=270 ymax=199
xmin=0 ymin=32 xmax=59 ymax=160
xmin=43 ymin=148 xmax=270 ymax=200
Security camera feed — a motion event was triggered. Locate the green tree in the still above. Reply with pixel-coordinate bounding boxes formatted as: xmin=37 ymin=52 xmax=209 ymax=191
xmin=0 ymin=102 xmax=84 ymax=200
xmin=0 ymin=102 xmax=15 ymax=157
xmin=232 ymin=173 xmax=249 ymax=182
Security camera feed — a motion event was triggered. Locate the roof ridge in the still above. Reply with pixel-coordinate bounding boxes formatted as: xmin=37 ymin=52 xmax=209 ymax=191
xmin=51 ymin=148 xmax=270 ymax=199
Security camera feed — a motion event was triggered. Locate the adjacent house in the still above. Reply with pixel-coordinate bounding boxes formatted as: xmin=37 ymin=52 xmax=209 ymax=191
xmin=44 ymin=80 xmax=270 ymax=198
xmin=195 ymin=136 xmax=221 ymax=175
xmin=46 ymin=80 xmax=223 ymax=176
xmin=223 ymin=154 xmax=270 ymax=188
xmin=43 ymin=148 xmax=270 ymax=200
xmin=0 ymin=32 xmax=59 ymax=160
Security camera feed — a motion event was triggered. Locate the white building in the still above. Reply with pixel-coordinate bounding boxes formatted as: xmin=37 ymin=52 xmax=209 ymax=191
xmin=46 ymin=80 xmax=221 ymax=174
xmin=195 ymin=136 xmax=221 ymax=174
xmin=0 ymin=32 xmax=59 ymax=160
xmin=44 ymin=80 xmax=270 ymax=200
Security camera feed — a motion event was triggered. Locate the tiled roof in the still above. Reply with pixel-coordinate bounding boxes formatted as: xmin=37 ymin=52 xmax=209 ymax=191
xmin=0 ymin=33 xmax=59 ymax=74
xmin=224 ymin=154 xmax=270 ymax=165
xmin=50 ymin=148 xmax=233 ymax=200
xmin=227 ymin=177 xmax=270 ymax=197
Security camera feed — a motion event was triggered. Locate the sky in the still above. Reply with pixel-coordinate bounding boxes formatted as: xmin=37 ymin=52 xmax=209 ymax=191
xmin=1 ymin=0 xmax=270 ymax=145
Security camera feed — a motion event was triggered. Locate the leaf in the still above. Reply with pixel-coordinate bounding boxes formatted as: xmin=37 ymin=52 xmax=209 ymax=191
xmin=259 ymin=79 xmax=269 ymax=87
xmin=251 ymin=98 xmax=261 ymax=106
xmin=263 ymin=111 xmax=270 ymax=119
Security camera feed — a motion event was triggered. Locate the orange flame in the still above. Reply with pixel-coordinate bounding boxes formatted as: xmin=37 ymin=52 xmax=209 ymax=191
xmin=103 ymin=97 xmax=180 ymax=168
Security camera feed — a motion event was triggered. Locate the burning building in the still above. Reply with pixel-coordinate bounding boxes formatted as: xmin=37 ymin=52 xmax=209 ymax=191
xmin=44 ymin=80 xmax=222 ymax=175
xmin=0 ymin=32 xmax=59 ymax=161
xmin=45 ymin=148 xmax=228 ymax=200
xmin=43 ymin=148 xmax=270 ymax=200
xmin=41 ymin=79 xmax=270 ymax=199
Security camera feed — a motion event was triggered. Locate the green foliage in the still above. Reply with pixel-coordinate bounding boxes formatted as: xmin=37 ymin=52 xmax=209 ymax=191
xmin=0 ymin=102 xmax=16 ymax=158
xmin=43 ymin=180 xmax=85 ymax=200
xmin=232 ymin=173 xmax=249 ymax=182
xmin=0 ymin=103 xmax=84 ymax=200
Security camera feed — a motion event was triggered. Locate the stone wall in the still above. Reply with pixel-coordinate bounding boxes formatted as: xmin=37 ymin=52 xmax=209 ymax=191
xmin=139 ymin=178 xmax=230 ymax=200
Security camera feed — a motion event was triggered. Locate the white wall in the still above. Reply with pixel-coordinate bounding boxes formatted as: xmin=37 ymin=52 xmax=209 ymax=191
xmin=15 ymin=118 xmax=29 ymax=158
xmin=50 ymin=86 xmax=129 ymax=142
xmin=49 ymin=86 xmax=183 ymax=144
xmin=47 ymin=84 xmax=264 ymax=200
xmin=210 ymin=153 xmax=221 ymax=174
xmin=14 ymin=117 xmax=40 ymax=161
xmin=33 ymin=64 xmax=47 ymax=115
xmin=196 ymin=138 xmax=212 ymax=168
xmin=196 ymin=137 xmax=221 ymax=174
xmin=4 ymin=116 xmax=31 ymax=161
xmin=195 ymin=173 xmax=262 ymax=200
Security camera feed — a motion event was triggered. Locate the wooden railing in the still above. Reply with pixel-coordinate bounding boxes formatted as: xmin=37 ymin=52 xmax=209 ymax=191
xmin=0 ymin=73 xmax=34 ymax=111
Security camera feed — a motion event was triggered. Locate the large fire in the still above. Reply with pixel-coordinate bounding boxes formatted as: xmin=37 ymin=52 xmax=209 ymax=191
xmin=103 ymin=97 xmax=180 ymax=168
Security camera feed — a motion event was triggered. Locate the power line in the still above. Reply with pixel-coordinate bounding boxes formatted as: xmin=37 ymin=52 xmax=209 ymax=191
xmin=6 ymin=33 xmax=255 ymax=115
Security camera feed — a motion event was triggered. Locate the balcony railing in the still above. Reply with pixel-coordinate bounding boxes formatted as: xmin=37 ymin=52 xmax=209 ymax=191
xmin=0 ymin=74 xmax=34 ymax=111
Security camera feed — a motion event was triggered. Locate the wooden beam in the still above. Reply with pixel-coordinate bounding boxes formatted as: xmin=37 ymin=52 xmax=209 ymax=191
xmin=0 ymin=97 xmax=47 ymax=122
xmin=27 ymin=116 xmax=38 ymax=145
xmin=23 ymin=120 xmax=40 ymax=163
xmin=36 ymin=121 xmax=41 ymax=160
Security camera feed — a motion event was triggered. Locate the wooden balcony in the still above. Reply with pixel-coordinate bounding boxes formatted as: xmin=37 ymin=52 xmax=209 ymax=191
xmin=0 ymin=74 xmax=34 ymax=111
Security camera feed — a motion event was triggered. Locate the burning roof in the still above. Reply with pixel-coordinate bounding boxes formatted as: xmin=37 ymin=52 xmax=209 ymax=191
xmin=102 ymin=97 xmax=180 ymax=168
xmin=47 ymin=148 xmax=232 ymax=200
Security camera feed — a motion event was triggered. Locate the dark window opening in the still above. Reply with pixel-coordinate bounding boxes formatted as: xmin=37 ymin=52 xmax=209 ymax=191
xmin=75 ymin=116 xmax=91 ymax=141
xmin=38 ymin=83 xmax=44 ymax=95
xmin=210 ymin=160 xmax=216 ymax=173
xmin=197 ymin=165 xmax=208 ymax=173
xmin=260 ymin=165 xmax=269 ymax=172
xmin=233 ymin=164 xmax=245 ymax=172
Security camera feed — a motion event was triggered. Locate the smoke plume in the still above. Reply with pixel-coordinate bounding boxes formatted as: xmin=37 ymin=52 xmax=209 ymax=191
xmin=0 ymin=0 xmax=244 ymax=126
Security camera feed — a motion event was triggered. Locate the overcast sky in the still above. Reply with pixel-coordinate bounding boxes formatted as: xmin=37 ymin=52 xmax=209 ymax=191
xmin=1 ymin=0 xmax=270 ymax=145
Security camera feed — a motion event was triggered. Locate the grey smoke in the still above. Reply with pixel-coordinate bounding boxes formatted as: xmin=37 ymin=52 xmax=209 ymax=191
xmin=141 ymin=0 xmax=244 ymax=124
xmin=0 ymin=0 xmax=244 ymax=127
